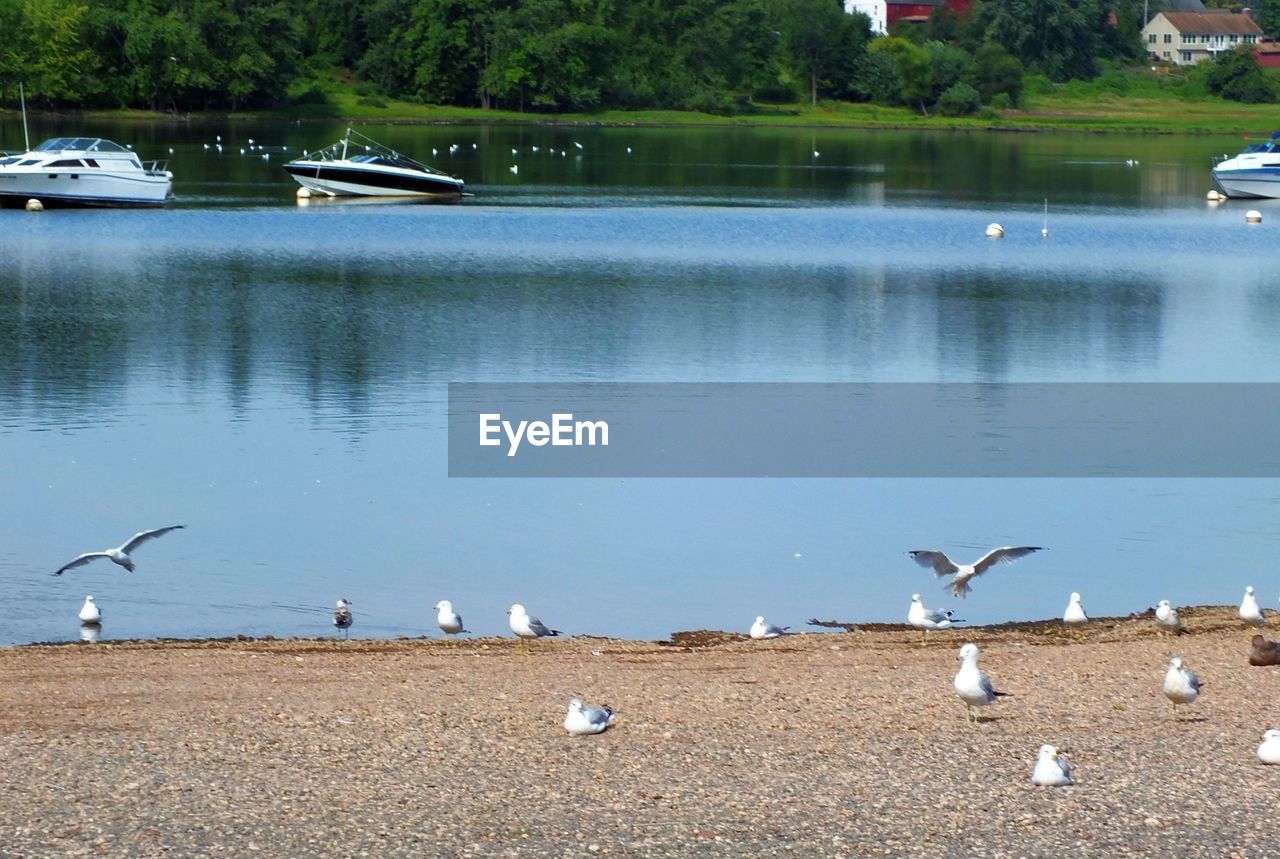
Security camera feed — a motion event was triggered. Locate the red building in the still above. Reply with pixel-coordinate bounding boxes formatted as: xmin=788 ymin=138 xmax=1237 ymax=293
xmin=1255 ymin=38 xmax=1280 ymax=67
xmin=886 ymin=0 xmax=972 ymax=29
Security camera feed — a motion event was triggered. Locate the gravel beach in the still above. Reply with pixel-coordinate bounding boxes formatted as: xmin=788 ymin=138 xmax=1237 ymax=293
xmin=3 ymin=607 xmax=1278 ymax=857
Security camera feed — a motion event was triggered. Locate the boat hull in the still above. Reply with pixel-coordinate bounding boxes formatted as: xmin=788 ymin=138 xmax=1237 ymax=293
xmin=0 ymin=171 xmax=171 ymax=208
xmin=284 ymin=162 xmax=464 ymax=198
xmin=1212 ymin=169 xmax=1280 ymax=199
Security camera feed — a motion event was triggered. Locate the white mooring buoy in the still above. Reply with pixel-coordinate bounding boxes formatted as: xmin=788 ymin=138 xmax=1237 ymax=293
xmin=296 ymin=187 xmax=312 ymax=199
xmin=1207 ymin=189 xmax=1222 ymax=202
xmin=1246 ymin=209 xmax=1263 ymax=223
xmin=25 ymin=198 xmax=43 ymax=212
xmin=985 ymin=223 xmax=1004 ymax=238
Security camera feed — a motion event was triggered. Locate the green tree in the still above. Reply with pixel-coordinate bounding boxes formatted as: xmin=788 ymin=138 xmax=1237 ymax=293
xmin=984 ymin=0 xmax=1106 ymax=81
xmin=869 ymin=35 xmax=932 ymax=113
xmin=926 ymin=39 xmax=973 ymax=102
xmin=7 ymin=0 xmax=94 ymax=103
xmin=972 ymin=42 xmax=1024 ymax=105
xmin=1256 ymin=0 xmax=1280 ymax=39
xmin=936 ymin=80 xmax=980 ymax=114
xmin=779 ymin=0 xmax=863 ymax=104
xmin=1206 ymin=46 xmax=1274 ymax=102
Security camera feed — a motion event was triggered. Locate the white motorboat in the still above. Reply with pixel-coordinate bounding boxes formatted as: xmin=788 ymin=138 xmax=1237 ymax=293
xmin=1212 ymin=131 xmax=1280 ymax=198
xmin=0 ymin=136 xmax=172 ymax=207
xmin=284 ymin=128 xmax=465 ymax=200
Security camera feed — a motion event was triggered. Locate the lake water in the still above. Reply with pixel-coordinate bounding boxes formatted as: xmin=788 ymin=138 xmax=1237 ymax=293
xmin=1 ymin=118 xmax=1278 ymax=645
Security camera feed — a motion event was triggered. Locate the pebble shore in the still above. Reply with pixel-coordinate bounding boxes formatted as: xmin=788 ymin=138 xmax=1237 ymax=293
xmin=3 ymin=606 xmax=1278 ymax=857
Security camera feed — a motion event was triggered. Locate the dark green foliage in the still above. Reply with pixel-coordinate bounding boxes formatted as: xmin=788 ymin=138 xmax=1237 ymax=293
xmin=1205 ymin=47 xmax=1275 ymax=103
xmin=0 ymin=0 xmax=1220 ymax=115
xmin=973 ymin=43 xmax=1025 ymax=105
xmin=869 ymin=35 xmax=932 ymax=113
xmin=926 ymin=40 xmax=974 ymax=102
xmin=1257 ymin=0 xmax=1280 ymax=39
xmin=936 ymin=80 xmax=981 ymax=114
xmin=982 ymin=0 xmax=1107 ymax=81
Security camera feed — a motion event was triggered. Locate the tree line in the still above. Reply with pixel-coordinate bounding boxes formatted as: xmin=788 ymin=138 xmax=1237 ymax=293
xmin=0 ymin=0 xmax=1275 ymax=115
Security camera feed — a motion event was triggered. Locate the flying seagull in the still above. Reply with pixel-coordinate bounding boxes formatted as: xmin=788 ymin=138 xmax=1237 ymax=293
xmin=53 ymin=526 xmax=185 ymax=576
xmin=908 ymin=546 xmax=1043 ymax=598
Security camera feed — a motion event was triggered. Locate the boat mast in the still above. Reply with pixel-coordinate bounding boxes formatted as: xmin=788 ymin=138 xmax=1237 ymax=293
xmin=19 ymin=83 xmax=30 ymax=151
xmin=342 ymin=127 xmax=351 ymax=160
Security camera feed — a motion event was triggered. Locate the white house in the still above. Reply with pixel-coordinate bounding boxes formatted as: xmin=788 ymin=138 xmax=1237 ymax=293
xmin=846 ymin=0 xmax=887 ymax=34
xmin=1142 ymin=11 xmax=1262 ymax=66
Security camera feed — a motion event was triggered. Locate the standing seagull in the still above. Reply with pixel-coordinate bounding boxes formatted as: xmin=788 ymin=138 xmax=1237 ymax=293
xmin=1063 ymin=592 xmax=1088 ymax=625
xmin=564 ymin=698 xmax=616 ymax=736
xmin=1241 ymin=586 xmax=1265 ymax=628
xmin=1162 ymin=657 xmax=1202 ymax=721
xmin=78 ymin=596 xmax=101 ymax=625
xmin=1032 ymin=744 xmax=1073 ymax=786
xmin=434 ymin=600 xmax=469 ymax=636
xmin=507 ymin=603 xmax=560 ymax=650
xmin=1155 ymin=600 xmax=1182 ymax=635
xmin=333 ymin=599 xmax=353 ymax=638
xmin=750 ymin=616 xmax=788 ymax=640
xmin=908 ymin=546 xmax=1043 ymax=598
xmin=908 ymin=594 xmax=963 ymax=644
xmin=53 ymin=526 xmax=185 ymax=575
xmin=954 ymin=642 xmax=1009 ymax=724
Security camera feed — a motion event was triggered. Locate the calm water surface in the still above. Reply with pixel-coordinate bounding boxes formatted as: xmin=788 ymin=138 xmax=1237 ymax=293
xmin=1 ymin=119 xmax=1278 ymax=644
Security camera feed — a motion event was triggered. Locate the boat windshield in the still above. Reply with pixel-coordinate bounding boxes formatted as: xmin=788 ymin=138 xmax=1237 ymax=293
xmin=349 ymin=153 xmax=443 ymax=175
xmin=33 ymin=138 xmax=130 ymax=153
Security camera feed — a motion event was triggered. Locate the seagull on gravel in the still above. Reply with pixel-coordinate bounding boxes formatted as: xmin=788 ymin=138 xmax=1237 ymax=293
xmin=908 ymin=594 xmax=963 ymax=644
xmin=1162 ymin=657 xmax=1202 ymax=721
xmin=53 ymin=526 xmax=185 ymax=576
xmin=333 ymin=598 xmax=353 ymax=638
xmin=1032 ymin=744 xmax=1073 ymax=786
xmin=564 ymin=698 xmax=615 ymax=735
xmin=1241 ymin=586 xmax=1265 ymax=628
xmin=434 ymin=600 xmax=469 ymax=635
xmin=954 ymin=643 xmax=1008 ymax=724
xmin=908 ymin=546 xmax=1043 ymax=599
xmin=750 ymin=616 xmax=788 ymax=639
xmin=1155 ymin=600 xmax=1182 ymax=635
xmin=1063 ymin=592 xmax=1088 ymax=625
xmin=507 ymin=604 xmax=560 ymax=650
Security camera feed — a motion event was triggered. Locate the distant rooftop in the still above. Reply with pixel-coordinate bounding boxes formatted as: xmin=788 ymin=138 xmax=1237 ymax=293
xmin=1159 ymin=10 xmax=1263 ymax=33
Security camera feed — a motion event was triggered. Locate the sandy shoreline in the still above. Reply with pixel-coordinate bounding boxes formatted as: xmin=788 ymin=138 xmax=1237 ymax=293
xmin=3 ymin=607 xmax=1278 ymax=857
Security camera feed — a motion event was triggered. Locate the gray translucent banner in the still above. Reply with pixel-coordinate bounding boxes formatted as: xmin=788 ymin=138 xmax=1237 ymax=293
xmin=447 ymin=383 xmax=1280 ymax=477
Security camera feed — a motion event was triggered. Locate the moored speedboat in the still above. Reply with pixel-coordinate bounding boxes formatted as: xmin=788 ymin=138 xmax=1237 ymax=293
xmin=0 ymin=137 xmax=172 ymax=207
xmin=1212 ymin=131 xmax=1280 ymax=199
xmin=283 ymin=128 xmax=465 ymax=200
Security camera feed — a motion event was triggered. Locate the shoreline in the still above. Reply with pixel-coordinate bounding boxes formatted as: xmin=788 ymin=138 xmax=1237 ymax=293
xmin=3 ymin=605 xmax=1277 ymax=855
xmin=1 ymin=104 xmax=1273 ymax=136
xmin=5 ymin=604 xmax=1252 ymax=652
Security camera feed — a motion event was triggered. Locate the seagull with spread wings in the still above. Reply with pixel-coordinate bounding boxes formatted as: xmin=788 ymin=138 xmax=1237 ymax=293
xmin=908 ymin=546 xmax=1043 ymax=599
xmin=53 ymin=526 xmax=185 ymax=576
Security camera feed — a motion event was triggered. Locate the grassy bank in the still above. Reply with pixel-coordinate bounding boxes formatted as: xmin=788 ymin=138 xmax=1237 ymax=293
xmin=276 ymin=82 xmax=1280 ymax=134
xmin=8 ymin=87 xmax=1279 ymax=135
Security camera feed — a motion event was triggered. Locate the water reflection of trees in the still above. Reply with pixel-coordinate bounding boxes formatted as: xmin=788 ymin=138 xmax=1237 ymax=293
xmin=0 ymin=251 xmax=1169 ymax=431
